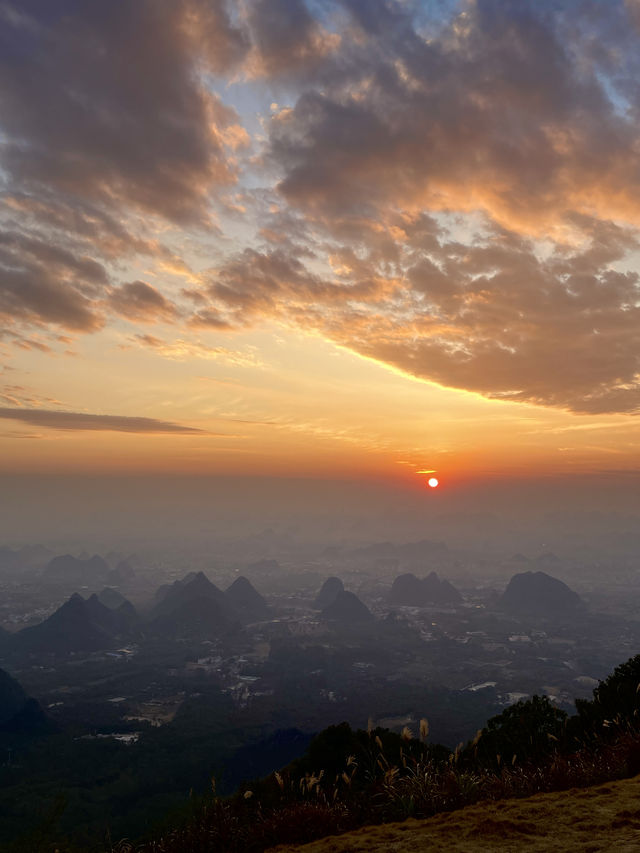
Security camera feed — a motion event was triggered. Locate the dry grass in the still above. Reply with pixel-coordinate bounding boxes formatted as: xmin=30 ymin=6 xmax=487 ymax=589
xmin=267 ymin=773 xmax=640 ymax=852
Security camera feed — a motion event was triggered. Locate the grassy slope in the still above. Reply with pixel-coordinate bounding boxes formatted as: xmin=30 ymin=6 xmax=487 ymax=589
xmin=268 ymin=774 xmax=640 ymax=852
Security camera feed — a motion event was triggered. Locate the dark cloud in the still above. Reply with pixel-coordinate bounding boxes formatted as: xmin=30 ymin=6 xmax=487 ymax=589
xmin=3 ymin=192 xmax=173 ymax=261
xmin=190 ymin=246 xmax=384 ymax=329
xmin=0 ymin=408 xmax=204 ymax=434
xmin=0 ymin=230 xmax=106 ymax=331
xmin=108 ymin=281 xmax=178 ymax=323
xmin=267 ymin=0 xmax=639 ymax=232
xmin=0 ymin=0 xmax=247 ymax=224
xmin=0 ymin=1 xmax=251 ymax=340
xmin=245 ymin=0 xmax=339 ymax=78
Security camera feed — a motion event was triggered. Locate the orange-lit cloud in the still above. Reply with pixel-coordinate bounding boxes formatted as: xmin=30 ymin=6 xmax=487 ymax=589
xmin=186 ymin=217 xmax=640 ymax=413
xmin=108 ymin=281 xmax=178 ymax=324
xmin=130 ymin=333 xmax=264 ymax=367
xmin=267 ymin=1 xmax=640 ymax=234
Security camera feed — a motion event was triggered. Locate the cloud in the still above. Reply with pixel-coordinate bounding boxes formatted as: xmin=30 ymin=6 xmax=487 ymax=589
xmin=2 ymin=0 xmax=640 ymax=418
xmin=108 ymin=281 xmax=178 ymax=323
xmin=0 ymin=230 xmax=106 ymax=331
xmin=346 ymin=222 xmax=640 ymax=414
xmin=190 ymin=246 xmax=386 ymax=330
xmin=244 ymin=0 xmax=340 ymax=78
xmin=225 ymin=0 xmax=640 ymax=414
xmin=267 ymin=0 xmax=640 ymax=234
xmin=131 ymin=333 xmax=264 ymax=367
xmin=0 ymin=0 xmax=248 ymax=224
xmin=0 ymin=1 xmax=253 ymax=342
xmin=0 ymin=407 xmax=204 ymax=434
xmin=186 ymin=215 xmax=640 ymax=413
xmin=0 ymin=383 xmax=63 ymax=408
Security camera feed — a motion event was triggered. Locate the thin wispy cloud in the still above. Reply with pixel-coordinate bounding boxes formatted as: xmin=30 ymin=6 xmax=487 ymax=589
xmin=0 ymin=408 xmax=204 ymax=434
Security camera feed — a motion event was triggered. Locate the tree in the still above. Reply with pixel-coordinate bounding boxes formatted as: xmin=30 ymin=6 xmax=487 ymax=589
xmin=467 ymin=695 xmax=567 ymax=769
xmin=576 ymin=654 xmax=640 ymax=733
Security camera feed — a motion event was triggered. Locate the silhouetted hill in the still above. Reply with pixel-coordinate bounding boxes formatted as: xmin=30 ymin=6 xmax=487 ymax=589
xmin=0 ymin=696 xmax=51 ymax=734
xmin=321 ymin=590 xmax=373 ymax=623
xmin=225 ymin=576 xmax=269 ymax=620
xmin=42 ymin=553 xmax=109 ymax=585
xmin=106 ymin=558 xmax=136 ymax=586
xmin=85 ymin=593 xmax=140 ymax=635
xmin=0 ymin=547 xmax=22 ymax=574
xmin=389 ymin=572 xmax=461 ymax=606
xmin=313 ymin=576 xmax=344 ymax=610
xmin=104 ymin=550 xmax=123 ymax=568
xmin=96 ymin=586 xmax=127 ymax=609
xmin=116 ymin=558 xmax=136 ymax=577
xmin=500 ymin=571 xmax=581 ymax=616
xmin=388 ymin=572 xmax=424 ymax=604
xmin=152 ymin=572 xmax=226 ymax=615
xmin=108 ymin=654 xmax=640 ymax=853
xmin=0 ymin=668 xmax=49 ymax=733
xmin=0 ymin=544 xmax=51 ymax=574
xmin=150 ymin=572 xmax=238 ymax=637
xmin=510 ymin=552 xmax=530 ymax=563
xmin=536 ymin=551 xmax=560 ymax=564
xmin=153 ymin=571 xmax=199 ymax=604
xmin=11 ymin=593 xmax=116 ymax=653
xmin=151 ymin=596 xmax=238 ymax=638
xmin=422 ymin=571 xmax=462 ymax=604
xmin=0 ymin=667 xmax=27 ymax=725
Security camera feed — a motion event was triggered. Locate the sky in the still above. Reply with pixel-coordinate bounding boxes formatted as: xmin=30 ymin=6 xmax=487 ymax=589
xmin=0 ymin=0 xmax=639 ymax=526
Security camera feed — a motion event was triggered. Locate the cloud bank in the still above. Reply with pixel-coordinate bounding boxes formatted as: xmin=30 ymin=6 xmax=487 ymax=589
xmin=0 ymin=408 xmax=203 ymax=434
xmin=1 ymin=0 xmax=640 ymax=414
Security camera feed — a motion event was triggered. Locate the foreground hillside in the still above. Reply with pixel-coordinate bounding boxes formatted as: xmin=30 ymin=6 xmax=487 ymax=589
xmin=269 ymin=774 xmax=640 ymax=852
xmin=107 ymin=654 xmax=640 ymax=852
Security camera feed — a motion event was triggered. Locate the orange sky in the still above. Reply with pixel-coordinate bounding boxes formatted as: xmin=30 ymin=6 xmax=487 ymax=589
xmin=0 ymin=0 xmax=639 ymax=495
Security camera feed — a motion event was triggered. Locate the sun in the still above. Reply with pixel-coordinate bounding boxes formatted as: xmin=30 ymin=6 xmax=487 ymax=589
xmin=428 ymin=477 xmax=439 ymax=488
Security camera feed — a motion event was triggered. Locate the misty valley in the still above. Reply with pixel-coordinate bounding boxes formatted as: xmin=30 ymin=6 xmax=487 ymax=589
xmin=2 ymin=535 xmax=640 ymax=850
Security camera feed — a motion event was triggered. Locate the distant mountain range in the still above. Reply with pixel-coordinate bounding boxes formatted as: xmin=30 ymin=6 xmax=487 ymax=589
xmin=388 ymin=572 xmax=462 ymax=606
xmin=150 ymin=572 xmax=269 ymax=638
xmin=7 ymin=590 xmax=140 ymax=655
xmin=150 ymin=572 xmax=237 ymax=637
xmin=0 ymin=544 xmax=51 ymax=574
xmin=42 ymin=554 xmax=110 ymax=585
xmin=5 ymin=570 xmax=271 ymax=656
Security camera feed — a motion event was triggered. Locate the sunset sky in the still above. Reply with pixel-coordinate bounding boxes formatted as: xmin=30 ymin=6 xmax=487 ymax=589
xmin=1 ymin=0 xmax=639 ymax=500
